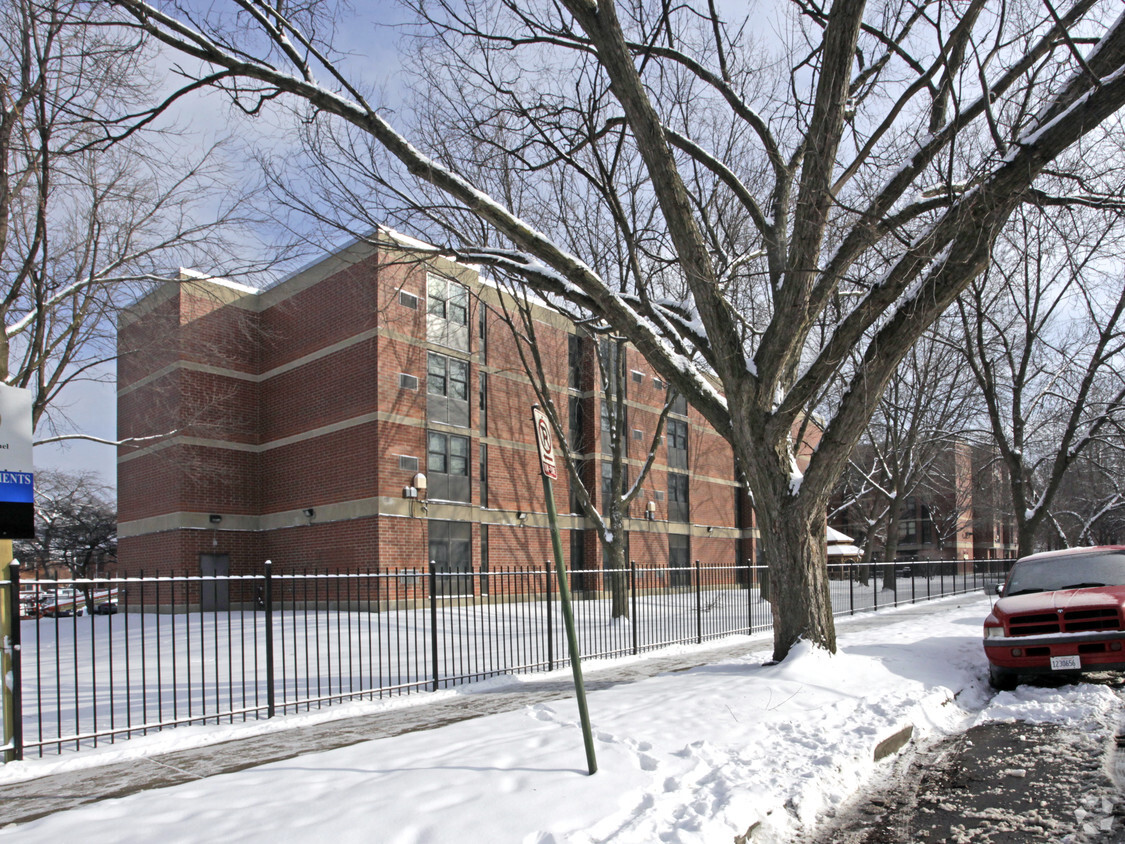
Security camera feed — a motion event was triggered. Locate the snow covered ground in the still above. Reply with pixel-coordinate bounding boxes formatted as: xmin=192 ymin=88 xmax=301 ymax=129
xmin=1 ymin=593 xmax=1121 ymax=843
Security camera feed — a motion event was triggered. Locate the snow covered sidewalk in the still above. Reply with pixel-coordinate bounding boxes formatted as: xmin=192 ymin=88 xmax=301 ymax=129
xmin=1 ymin=594 xmax=1121 ymax=843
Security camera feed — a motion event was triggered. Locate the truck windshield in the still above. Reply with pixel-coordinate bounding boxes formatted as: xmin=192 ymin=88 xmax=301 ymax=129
xmin=1005 ymin=552 xmax=1125 ymax=596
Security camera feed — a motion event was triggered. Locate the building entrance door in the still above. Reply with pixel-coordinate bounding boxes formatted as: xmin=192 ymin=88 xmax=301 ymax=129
xmin=200 ymin=553 xmax=230 ymax=611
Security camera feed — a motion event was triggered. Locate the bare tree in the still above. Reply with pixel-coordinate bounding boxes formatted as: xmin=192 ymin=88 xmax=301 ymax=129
xmin=835 ymin=319 xmax=977 ymax=584
xmin=494 ymin=289 xmax=672 ymax=618
xmin=104 ymin=0 xmax=1125 ymax=660
xmin=1042 ymin=421 xmax=1125 ymax=547
xmin=1 ymin=0 xmax=262 ymax=449
xmin=16 ymin=468 xmax=116 ymax=609
xmin=957 ymin=205 xmax=1125 ymax=558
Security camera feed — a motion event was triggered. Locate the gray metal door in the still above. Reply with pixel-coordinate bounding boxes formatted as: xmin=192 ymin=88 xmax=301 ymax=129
xmin=199 ymin=553 xmax=230 ymax=611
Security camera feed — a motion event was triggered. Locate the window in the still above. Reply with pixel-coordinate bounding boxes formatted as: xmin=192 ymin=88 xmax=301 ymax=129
xmin=479 ymin=305 xmax=488 ymax=360
xmin=478 ymin=371 xmax=488 ymax=437
xmin=667 ymin=418 xmax=688 ymax=469
xmin=429 ymin=520 xmax=472 ymax=596
xmin=600 ymin=400 xmax=624 ymax=450
xmin=669 ymin=535 xmax=690 ymax=587
xmin=571 ymin=530 xmax=593 ymax=592
xmin=427 ymin=274 xmax=469 ymax=350
xmin=570 ymin=459 xmax=589 ymax=514
xmin=669 ymin=391 xmax=688 ymax=416
xmin=633 ymin=429 xmax=643 ymax=441
xmin=427 ymin=432 xmax=470 ymax=501
xmin=631 ymin=370 xmax=644 ymax=384
xmin=479 ymin=443 xmax=488 ymax=508
xmin=653 ymin=378 xmax=664 ymax=391
xmin=568 ymin=333 xmax=583 ymax=390
xmin=427 ymin=352 xmax=469 ymax=427
xmin=668 ymin=472 xmax=689 ymax=522
xmin=568 ymin=395 xmax=586 ymax=452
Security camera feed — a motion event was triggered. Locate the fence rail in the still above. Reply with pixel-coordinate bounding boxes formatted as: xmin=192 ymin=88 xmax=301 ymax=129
xmin=4 ymin=557 xmax=1010 ymax=759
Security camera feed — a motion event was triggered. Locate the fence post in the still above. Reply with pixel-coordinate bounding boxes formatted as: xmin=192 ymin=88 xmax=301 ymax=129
xmin=2 ymin=561 xmax=21 ymax=761
xmin=429 ymin=561 xmax=440 ymax=692
xmin=546 ymin=560 xmax=554 ymax=671
xmin=630 ymin=560 xmax=638 ymax=656
xmin=695 ymin=559 xmax=703 ymax=645
xmin=849 ymin=563 xmax=855 ymax=616
xmin=746 ymin=559 xmax=753 ymax=633
xmin=264 ymin=560 xmax=275 ymax=719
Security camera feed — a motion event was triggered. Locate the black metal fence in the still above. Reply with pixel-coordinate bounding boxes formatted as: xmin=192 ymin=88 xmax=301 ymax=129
xmin=4 ymin=557 xmax=1010 ymax=759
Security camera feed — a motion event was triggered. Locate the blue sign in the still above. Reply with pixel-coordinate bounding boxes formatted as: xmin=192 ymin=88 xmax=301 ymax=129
xmin=0 ymin=471 xmax=34 ymax=504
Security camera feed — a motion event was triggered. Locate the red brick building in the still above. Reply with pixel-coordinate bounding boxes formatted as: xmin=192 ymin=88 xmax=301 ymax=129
xmin=116 ymin=232 xmax=757 ymax=596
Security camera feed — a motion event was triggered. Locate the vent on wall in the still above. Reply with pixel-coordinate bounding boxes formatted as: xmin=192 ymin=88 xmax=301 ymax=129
xmin=399 ymin=373 xmax=419 ymax=390
xmin=653 ymin=378 xmax=664 ymax=390
xmin=399 ymin=290 xmax=419 ymax=309
xmin=633 ymin=429 xmax=643 ymax=440
xmin=399 ymin=455 xmax=419 ymax=472
xmin=655 ymin=490 xmax=665 ymax=501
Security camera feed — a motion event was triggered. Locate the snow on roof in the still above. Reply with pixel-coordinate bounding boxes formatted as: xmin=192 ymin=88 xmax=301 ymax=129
xmin=826 ymin=525 xmax=854 ymax=544
xmin=178 ymin=268 xmax=260 ymax=296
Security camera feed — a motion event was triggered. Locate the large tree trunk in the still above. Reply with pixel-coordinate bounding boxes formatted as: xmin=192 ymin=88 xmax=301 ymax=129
xmin=756 ymin=497 xmax=837 ymax=661
xmin=603 ymin=530 xmax=629 ymax=620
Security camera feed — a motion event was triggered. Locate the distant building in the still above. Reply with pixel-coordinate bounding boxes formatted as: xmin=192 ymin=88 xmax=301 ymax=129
xmin=116 ymin=231 xmax=760 ymax=600
xmin=829 ymin=440 xmax=1016 ymax=563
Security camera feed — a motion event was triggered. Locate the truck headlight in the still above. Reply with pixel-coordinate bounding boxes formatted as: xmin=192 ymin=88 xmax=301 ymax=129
xmin=984 ymin=627 xmax=1005 ymax=639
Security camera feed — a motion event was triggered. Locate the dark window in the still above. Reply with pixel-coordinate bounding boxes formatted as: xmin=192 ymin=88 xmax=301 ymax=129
xmin=571 ymin=530 xmax=594 ymax=592
xmin=599 ymin=337 xmax=621 ymax=394
xmin=570 ymin=459 xmax=589 ymax=514
xmin=568 ymin=395 xmax=586 ymax=451
xmin=601 ymin=461 xmax=614 ymax=504
xmin=429 ymin=520 xmax=472 ymax=596
xmin=669 ymin=391 xmax=688 ymax=416
xmin=427 ymin=352 xmax=470 ymax=427
xmin=479 ymin=443 xmax=488 ymax=508
xmin=427 ymin=432 xmax=470 ymax=501
xmin=669 ymin=535 xmax=690 ymax=587
xmin=631 ymin=370 xmax=643 ymax=384
xmin=479 ymin=305 xmax=488 ymax=360
xmin=667 ymin=418 xmax=688 ymax=469
xmin=568 ymin=333 xmax=583 ymax=390
xmin=669 ymin=472 xmax=690 ymax=522
xmin=479 ymin=371 xmax=487 ymax=437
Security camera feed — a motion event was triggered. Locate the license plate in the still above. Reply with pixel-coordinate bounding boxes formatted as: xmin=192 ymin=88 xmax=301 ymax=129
xmin=1050 ymin=655 xmax=1081 ymax=671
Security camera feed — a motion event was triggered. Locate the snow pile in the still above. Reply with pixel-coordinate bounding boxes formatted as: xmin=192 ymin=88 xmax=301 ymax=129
xmin=0 ymin=595 xmax=1118 ymax=843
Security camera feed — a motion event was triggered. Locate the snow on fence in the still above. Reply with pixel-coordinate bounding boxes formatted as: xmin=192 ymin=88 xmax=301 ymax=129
xmin=5 ymin=558 xmax=1011 ymax=759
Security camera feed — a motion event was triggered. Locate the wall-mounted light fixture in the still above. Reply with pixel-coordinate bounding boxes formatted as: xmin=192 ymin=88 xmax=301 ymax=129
xmin=405 ymin=473 xmax=428 ymax=517
xmin=517 ymin=510 xmax=527 ymax=525
xmin=303 ymin=508 xmax=315 ymax=519
xmin=645 ymin=501 xmax=657 ymax=521
xmin=707 ymin=525 xmax=714 ymax=535
xmin=209 ymin=514 xmax=222 ymax=525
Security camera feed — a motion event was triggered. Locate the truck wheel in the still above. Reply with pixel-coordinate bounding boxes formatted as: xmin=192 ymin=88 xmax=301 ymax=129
xmin=989 ymin=664 xmax=1018 ymax=692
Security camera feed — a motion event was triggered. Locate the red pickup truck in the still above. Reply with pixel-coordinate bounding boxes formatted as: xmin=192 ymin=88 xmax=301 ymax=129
xmin=983 ymin=546 xmax=1125 ymax=690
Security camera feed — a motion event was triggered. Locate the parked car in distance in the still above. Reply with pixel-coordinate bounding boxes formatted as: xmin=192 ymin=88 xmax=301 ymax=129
xmin=93 ymin=601 xmax=119 ymax=615
xmin=983 ymin=546 xmax=1125 ymax=690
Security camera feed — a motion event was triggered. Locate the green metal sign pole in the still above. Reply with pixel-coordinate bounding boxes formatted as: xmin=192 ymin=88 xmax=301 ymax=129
xmin=1 ymin=547 xmax=14 ymax=763
xmin=531 ymin=404 xmax=596 ymax=775
xmin=541 ymin=472 xmax=597 ymax=775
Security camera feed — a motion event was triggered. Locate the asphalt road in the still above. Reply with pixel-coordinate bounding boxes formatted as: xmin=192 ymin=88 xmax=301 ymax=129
xmin=811 ymin=677 xmax=1125 ymax=843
